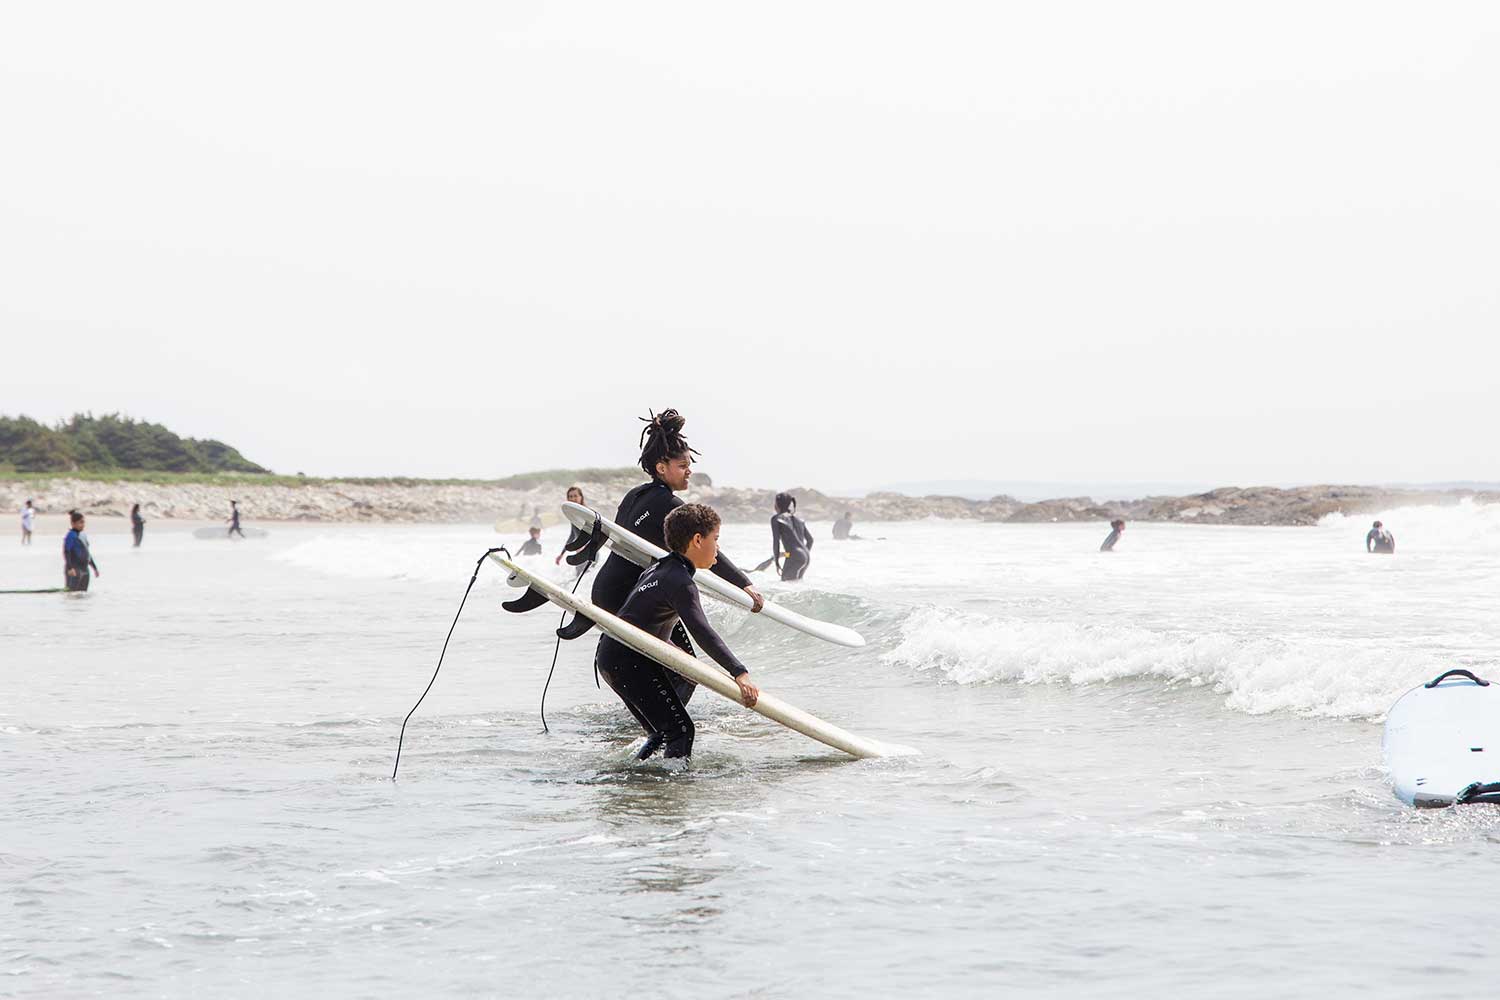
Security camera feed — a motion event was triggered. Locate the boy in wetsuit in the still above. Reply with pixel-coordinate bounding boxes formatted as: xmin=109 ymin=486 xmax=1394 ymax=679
xmin=63 ymin=511 xmax=100 ymax=591
xmin=1366 ymin=520 xmax=1395 ymax=554
xmin=518 ymin=526 xmax=544 ymax=555
xmin=557 ymin=410 xmax=763 ymax=692
xmin=1100 ymin=519 xmax=1125 ymax=552
xmin=597 ymin=503 xmax=759 ymax=761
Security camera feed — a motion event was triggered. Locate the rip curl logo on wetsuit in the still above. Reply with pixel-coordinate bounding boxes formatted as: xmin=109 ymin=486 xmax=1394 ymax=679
xmin=636 ymin=580 xmax=659 ymax=593
xmin=634 ymin=509 xmax=653 ymax=527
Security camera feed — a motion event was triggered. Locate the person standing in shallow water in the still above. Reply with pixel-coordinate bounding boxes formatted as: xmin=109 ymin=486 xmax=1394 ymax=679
xmin=63 ymin=511 xmax=100 ymax=591
xmin=131 ymin=504 xmax=145 ymax=547
xmin=552 ymin=409 xmax=763 ymax=755
xmin=556 ymin=486 xmax=591 ymax=576
xmin=518 ymin=526 xmax=544 ymax=555
xmin=1367 ymin=520 xmax=1395 ymax=554
xmin=596 ymin=502 xmax=759 ymax=762
xmin=1100 ymin=519 xmax=1125 ymax=552
xmin=771 ymin=492 xmax=814 ymax=581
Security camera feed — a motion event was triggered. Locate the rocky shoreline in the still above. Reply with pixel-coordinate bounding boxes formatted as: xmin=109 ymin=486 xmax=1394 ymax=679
xmin=3 ymin=476 xmax=1495 ymax=528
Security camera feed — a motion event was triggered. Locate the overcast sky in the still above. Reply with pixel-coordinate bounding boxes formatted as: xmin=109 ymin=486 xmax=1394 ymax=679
xmin=3 ymin=2 xmax=1496 ymax=489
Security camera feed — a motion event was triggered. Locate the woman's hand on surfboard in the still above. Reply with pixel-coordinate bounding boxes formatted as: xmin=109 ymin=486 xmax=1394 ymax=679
xmin=744 ymin=587 xmax=765 ymax=613
xmin=735 ymin=674 xmax=759 ymax=707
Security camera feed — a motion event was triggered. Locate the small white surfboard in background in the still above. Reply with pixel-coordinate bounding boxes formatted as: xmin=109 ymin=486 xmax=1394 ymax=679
xmin=560 ymin=501 xmax=866 ymax=648
xmin=1384 ymin=668 xmax=1500 ymax=807
xmin=492 ymin=554 xmax=907 ymax=759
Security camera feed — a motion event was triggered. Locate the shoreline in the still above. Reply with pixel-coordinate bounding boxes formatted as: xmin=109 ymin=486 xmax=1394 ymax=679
xmin=4 ymin=476 xmax=1497 ymax=528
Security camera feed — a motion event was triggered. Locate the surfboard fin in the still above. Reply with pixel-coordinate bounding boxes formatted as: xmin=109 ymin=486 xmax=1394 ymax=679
xmin=566 ymin=519 xmax=607 ymax=566
xmin=556 ymin=613 xmax=597 ymax=640
xmin=502 ymin=586 xmax=550 ymax=614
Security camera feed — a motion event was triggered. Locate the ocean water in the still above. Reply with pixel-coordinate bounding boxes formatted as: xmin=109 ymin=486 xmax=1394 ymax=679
xmin=5 ymin=505 xmax=1500 ymax=998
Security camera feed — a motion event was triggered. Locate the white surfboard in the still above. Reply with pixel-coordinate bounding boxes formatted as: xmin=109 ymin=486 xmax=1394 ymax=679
xmin=1384 ymin=668 xmax=1500 ymax=807
xmin=560 ymin=501 xmax=865 ymax=648
xmin=492 ymin=554 xmax=904 ymax=759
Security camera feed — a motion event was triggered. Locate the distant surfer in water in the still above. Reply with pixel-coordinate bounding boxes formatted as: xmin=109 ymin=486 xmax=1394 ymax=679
xmin=597 ymin=502 xmax=759 ymax=761
xmin=771 ymin=492 xmax=814 ymax=580
xmin=63 ymin=511 xmax=100 ymax=591
xmin=832 ymin=511 xmax=855 ymax=540
xmin=518 ymin=526 xmax=544 ymax=556
xmin=228 ymin=501 xmax=245 ymax=539
xmin=1100 ymin=519 xmax=1125 ymax=552
xmin=131 ymin=504 xmax=145 ymax=547
xmin=1367 ymin=520 xmax=1395 ymax=554
xmin=555 ymin=486 xmax=591 ymax=575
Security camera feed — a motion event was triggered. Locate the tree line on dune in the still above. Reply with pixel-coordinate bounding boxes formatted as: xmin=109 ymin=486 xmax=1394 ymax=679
xmin=0 ymin=413 xmax=268 ymax=475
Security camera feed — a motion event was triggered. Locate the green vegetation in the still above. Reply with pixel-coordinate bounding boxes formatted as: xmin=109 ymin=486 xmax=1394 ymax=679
xmin=490 ymin=467 xmax=642 ymax=490
xmin=0 ymin=414 xmax=268 ymax=475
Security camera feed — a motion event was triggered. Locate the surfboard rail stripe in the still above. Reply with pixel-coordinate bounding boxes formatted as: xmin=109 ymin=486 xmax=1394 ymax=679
xmin=492 ymin=554 xmax=903 ymax=759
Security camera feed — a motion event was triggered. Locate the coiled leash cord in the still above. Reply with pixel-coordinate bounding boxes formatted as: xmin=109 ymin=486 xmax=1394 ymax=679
xmin=391 ymin=546 xmax=506 ymax=780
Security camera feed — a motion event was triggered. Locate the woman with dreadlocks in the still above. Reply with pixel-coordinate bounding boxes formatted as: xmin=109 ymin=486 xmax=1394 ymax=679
xmin=770 ymin=492 xmax=814 ymax=581
xmin=552 ymin=411 xmax=762 ymax=744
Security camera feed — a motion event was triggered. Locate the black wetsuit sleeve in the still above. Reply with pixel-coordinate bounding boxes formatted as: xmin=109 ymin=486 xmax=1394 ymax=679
xmin=675 ymin=581 xmax=749 ymax=677
xmin=771 ymin=517 xmax=785 ymax=568
xmin=798 ymin=517 xmax=813 ymax=550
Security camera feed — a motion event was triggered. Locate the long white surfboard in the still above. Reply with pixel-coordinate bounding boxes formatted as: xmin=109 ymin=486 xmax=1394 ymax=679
xmin=1384 ymin=668 xmax=1500 ymax=807
xmin=492 ymin=554 xmax=903 ymax=759
xmin=560 ymin=501 xmax=865 ymax=648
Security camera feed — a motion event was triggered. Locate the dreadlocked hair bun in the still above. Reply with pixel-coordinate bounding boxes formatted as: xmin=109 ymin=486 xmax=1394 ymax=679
xmin=638 ymin=408 xmax=699 ymax=477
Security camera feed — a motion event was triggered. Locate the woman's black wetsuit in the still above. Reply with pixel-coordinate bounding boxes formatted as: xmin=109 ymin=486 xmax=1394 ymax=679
xmin=771 ymin=512 xmax=814 ymax=581
xmin=598 ymin=551 xmax=749 ymax=759
xmin=584 ymin=480 xmax=751 ymax=703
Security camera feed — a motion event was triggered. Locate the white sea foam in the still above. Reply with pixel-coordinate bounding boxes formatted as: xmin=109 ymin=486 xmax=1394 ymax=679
xmin=883 ymin=605 xmax=1450 ymax=720
xmin=1319 ymin=498 xmax=1500 ymax=552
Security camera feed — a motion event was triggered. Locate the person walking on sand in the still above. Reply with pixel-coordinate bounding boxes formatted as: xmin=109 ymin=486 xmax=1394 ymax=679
xmin=1100 ymin=519 xmax=1125 ymax=552
xmin=21 ymin=499 xmax=35 ymax=545
xmin=228 ymin=500 xmax=245 ymax=539
xmin=131 ymin=504 xmax=145 ymax=547
xmin=63 ymin=510 xmax=100 ymax=591
xmin=1366 ymin=520 xmax=1395 ymax=554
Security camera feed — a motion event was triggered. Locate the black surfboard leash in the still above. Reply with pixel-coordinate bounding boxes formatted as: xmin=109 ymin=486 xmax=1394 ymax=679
xmin=391 ymin=546 xmax=506 ymax=780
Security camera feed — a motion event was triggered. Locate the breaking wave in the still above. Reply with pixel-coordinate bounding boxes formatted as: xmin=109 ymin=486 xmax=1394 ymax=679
xmin=883 ymin=606 xmax=1453 ymax=720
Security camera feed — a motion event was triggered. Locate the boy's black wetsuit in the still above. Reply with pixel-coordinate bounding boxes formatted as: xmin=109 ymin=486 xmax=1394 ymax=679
xmin=1366 ymin=528 xmax=1395 ymax=554
xmin=598 ymin=550 xmax=750 ymax=759
xmin=518 ymin=537 xmax=544 ymax=556
xmin=771 ymin=512 xmax=813 ymax=580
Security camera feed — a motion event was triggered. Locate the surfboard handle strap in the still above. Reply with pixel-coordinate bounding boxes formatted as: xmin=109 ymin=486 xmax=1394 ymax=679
xmin=1425 ymin=669 xmax=1490 ymax=689
xmin=1456 ymin=782 xmax=1500 ymax=805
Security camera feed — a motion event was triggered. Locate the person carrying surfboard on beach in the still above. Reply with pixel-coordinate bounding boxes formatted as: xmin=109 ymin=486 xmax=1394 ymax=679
xmin=596 ymin=502 xmax=759 ymax=761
